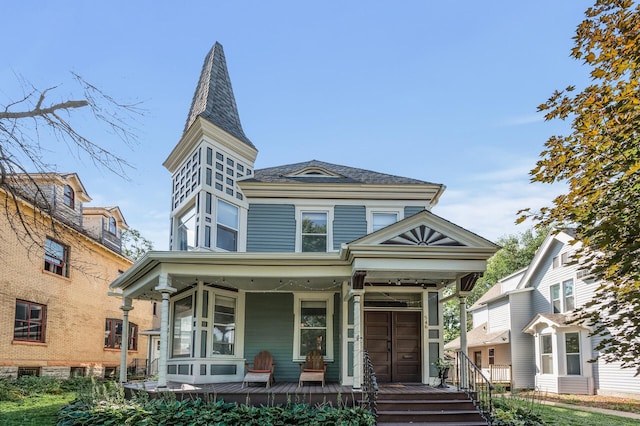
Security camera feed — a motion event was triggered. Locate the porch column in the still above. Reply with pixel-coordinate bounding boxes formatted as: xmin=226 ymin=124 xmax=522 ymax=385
xmin=155 ymin=274 xmax=176 ymax=389
xmin=353 ymin=293 xmax=362 ymax=390
xmin=118 ymin=298 xmax=133 ymax=383
xmin=459 ymin=295 xmax=468 ymax=388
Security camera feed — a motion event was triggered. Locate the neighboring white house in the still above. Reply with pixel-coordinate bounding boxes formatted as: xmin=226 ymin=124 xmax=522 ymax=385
xmin=447 ymin=229 xmax=640 ymax=399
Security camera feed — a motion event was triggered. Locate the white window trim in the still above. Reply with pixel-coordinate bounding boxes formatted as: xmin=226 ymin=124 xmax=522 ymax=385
xmin=564 ymin=331 xmax=582 ymax=376
xmin=366 ymin=207 xmax=403 ymax=233
xmin=293 ymin=292 xmax=334 ymax=361
xmin=295 ymin=206 xmax=334 ymax=252
xmin=540 ymin=334 xmax=554 ymax=375
xmin=550 ymin=279 xmax=575 ymax=314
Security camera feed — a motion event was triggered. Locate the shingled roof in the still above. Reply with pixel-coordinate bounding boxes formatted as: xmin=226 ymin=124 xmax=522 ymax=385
xmin=184 ymin=42 xmax=254 ymax=148
xmin=249 ymin=160 xmax=441 ymax=185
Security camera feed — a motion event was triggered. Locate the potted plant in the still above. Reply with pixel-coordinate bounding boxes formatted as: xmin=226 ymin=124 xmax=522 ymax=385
xmin=434 ymin=357 xmax=453 ymax=388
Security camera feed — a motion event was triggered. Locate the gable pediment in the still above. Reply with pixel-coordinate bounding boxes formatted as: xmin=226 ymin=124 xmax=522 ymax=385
xmin=349 ymin=210 xmax=498 ymax=250
xmin=381 ymin=224 xmax=464 ymax=247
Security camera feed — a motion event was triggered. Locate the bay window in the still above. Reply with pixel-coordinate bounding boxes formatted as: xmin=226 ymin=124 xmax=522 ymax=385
xmin=541 ymin=334 xmax=553 ymax=374
xmin=565 ymin=332 xmax=581 ymax=375
xmin=172 ymin=295 xmax=193 ymax=357
xmin=216 ymin=199 xmax=238 ymax=251
xmin=212 ymin=295 xmax=236 ymax=355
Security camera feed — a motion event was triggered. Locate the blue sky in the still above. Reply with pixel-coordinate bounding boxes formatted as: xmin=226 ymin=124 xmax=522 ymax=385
xmin=2 ymin=1 xmax=592 ymax=250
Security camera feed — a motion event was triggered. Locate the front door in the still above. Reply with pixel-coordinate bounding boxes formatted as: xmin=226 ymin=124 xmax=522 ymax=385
xmin=364 ymin=311 xmax=421 ymax=383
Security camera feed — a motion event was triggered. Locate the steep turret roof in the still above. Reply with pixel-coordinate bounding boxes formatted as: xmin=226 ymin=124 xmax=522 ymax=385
xmin=184 ymin=42 xmax=254 ymax=148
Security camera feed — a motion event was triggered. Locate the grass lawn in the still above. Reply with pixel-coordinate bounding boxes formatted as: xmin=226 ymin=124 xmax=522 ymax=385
xmin=540 ymin=404 xmax=640 ymax=426
xmin=0 ymin=392 xmax=76 ymax=426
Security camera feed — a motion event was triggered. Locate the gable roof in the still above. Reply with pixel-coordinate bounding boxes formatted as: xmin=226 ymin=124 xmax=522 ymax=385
xmin=183 ymin=42 xmax=254 ymax=148
xmin=250 ymin=160 xmax=441 ymax=185
xmin=522 ymin=312 xmax=589 ymax=335
xmin=516 ymin=229 xmax=577 ymax=290
xmin=444 ymin=322 xmax=510 ymax=350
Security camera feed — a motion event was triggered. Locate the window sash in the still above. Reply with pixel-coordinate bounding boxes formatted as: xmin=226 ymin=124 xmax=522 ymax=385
xmin=541 ymin=335 xmax=553 ymax=374
xmin=44 ymin=238 xmax=68 ymax=276
xmin=172 ymin=295 xmax=193 ymax=358
xmin=372 ymin=212 xmax=397 ymax=232
xmin=63 ymin=185 xmax=74 ymax=208
xmin=212 ymin=295 xmax=236 ymax=355
xmin=563 ymin=280 xmax=575 ymax=312
xmin=301 ymin=212 xmax=327 ymax=252
xmin=14 ymin=301 xmax=46 ymax=342
xmin=294 ymin=294 xmax=333 ymax=360
xmin=104 ymin=318 xmax=138 ymax=350
xmin=177 ymin=206 xmax=197 ymax=251
xmin=565 ymin=332 xmax=581 ymax=375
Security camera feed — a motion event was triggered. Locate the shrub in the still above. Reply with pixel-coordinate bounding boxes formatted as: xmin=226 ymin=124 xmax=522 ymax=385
xmin=491 ymin=392 xmax=546 ymax=426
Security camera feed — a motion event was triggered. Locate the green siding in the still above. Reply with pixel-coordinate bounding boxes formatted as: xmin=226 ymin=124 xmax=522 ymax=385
xmin=244 ymin=292 xmax=342 ymax=383
xmin=405 ymin=206 xmax=425 ymax=218
xmin=333 ymin=205 xmax=366 ymax=249
xmin=247 ymin=204 xmax=295 ymax=252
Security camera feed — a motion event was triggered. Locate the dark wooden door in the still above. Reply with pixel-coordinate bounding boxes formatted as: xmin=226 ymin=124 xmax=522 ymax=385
xmin=364 ymin=311 xmax=421 ymax=383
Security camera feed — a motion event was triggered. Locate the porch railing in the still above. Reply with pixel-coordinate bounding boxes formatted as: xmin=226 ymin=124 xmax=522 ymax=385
xmin=454 ymin=351 xmax=494 ymax=424
xmin=362 ymin=350 xmax=378 ymax=419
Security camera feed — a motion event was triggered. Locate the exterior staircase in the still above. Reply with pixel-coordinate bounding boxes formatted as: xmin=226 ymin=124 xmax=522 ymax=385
xmin=375 ymin=389 xmax=488 ymax=425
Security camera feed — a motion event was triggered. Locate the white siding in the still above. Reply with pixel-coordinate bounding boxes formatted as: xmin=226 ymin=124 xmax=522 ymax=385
xmin=558 ymin=376 xmax=591 ymax=395
xmin=509 ymin=291 xmax=535 ymax=389
xmin=472 ymin=306 xmax=488 ymax=329
xmin=488 ymin=298 xmax=510 ymax=332
xmin=592 ymin=335 xmax=640 ymax=398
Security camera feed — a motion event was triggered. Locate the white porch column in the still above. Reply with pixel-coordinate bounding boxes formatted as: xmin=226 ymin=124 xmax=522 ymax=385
xmin=155 ymin=274 xmax=176 ymax=389
xmin=352 ymin=293 xmax=362 ymax=390
xmin=459 ymin=295 xmax=468 ymax=388
xmin=118 ymin=298 xmax=133 ymax=383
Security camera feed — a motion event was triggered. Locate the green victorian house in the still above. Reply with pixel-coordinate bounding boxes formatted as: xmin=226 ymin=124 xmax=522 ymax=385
xmin=110 ymin=42 xmax=498 ymax=390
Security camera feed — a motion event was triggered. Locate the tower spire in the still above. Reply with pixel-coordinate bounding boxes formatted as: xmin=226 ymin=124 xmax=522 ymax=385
xmin=184 ymin=42 xmax=254 ymax=148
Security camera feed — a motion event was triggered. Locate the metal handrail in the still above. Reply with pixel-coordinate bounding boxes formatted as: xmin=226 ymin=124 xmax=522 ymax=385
xmin=455 ymin=351 xmax=494 ymax=424
xmin=362 ymin=350 xmax=378 ymax=419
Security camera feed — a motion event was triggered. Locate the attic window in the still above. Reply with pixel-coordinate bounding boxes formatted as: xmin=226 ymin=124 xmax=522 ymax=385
xmin=108 ymin=217 xmax=117 ymax=235
xmin=286 ymin=166 xmax=343 ymax=178
xmin=63 ymin=185 xmax=75 ymax=209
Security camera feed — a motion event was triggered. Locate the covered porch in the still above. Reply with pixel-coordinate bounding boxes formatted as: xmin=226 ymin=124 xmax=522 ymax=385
xmin=109 ymin=212 xmax=498 ymax=391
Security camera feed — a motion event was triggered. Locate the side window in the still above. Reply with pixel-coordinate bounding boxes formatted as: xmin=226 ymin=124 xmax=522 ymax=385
xmin=301 ymin=212 xmax=328 ymax=252
xmin=216 ymin=199 xmax=238 ymax=251
xmin=565 ymin=332 xmax=581 ymax=375
xmin=540 ymin=334 xmax=553 ymax=374
xmin=63 ymin=185 xmax=75 ymax=209
xmin=177 ymin=205 xmax=197 ymax=251
xmin=104 ymin=319 xmax=138 ymax=350
xmin=44 ymin=237 xmax=69 ymax=277
xmin=14 ymin=300 xmax=46 ymax=343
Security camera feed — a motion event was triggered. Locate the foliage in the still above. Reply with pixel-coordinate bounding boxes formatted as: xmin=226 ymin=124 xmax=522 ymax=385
xmin=57 ymin=395 xmax=376 ymax=426
xmin=492 ymin=392 xmax=546 ymax=425
xmin=121 ymin=228 xmax=154 ymax=261
xmin=443 ymin=227 xmax=547 ymax=342
xmin=0 ymin=392 xmax=75 ymax=426
xmin=518 ymin=0 xmax=640 ymax=370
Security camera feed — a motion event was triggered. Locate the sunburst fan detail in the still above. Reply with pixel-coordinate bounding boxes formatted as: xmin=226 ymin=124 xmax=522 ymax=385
xmin=382 ymin=225 xmax=464 ymax=246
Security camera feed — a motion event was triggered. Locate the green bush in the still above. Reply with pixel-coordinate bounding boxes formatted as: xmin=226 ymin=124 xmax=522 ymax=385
xmin=491 ymin=394 xmax=546 ymax=426
xmin=57 ymin=396 xmax=376 ymax=426
xmin=0 ymin=376 xmax=111 ymax=402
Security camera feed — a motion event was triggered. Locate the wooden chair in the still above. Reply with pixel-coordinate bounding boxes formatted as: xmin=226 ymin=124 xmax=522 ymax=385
xmin=298 ymin=350 xmax=327 ymax=387
xmin=242 ymin=350 xmax=275 ymax=388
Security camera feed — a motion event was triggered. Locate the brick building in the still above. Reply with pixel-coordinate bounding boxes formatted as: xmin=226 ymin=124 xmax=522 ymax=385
xmin=0 ymin=173 xmax=154 ymax=379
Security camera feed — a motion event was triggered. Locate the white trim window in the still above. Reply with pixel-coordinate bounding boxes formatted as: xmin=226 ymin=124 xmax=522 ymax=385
xmin=540 ymin=334 xmax=553 ymax=374
xmin=216 ymin=199 xmax=238 ymax=251
xmin=565 ymin=332 xmax=581 ymax=375
xmin=550 ymin=279 xmax=575 ymax=313
xmin=177 ymin=205 xmax=197 ymax=251
xmin=293 ymin=293 xmax=334 ymax=361
xmin=366 ymin=208 xmax=402 ymax=233
xmin=212 ymin=294 xmax=236 ymax=355
xmin=300 ymin=210 xmax=329 ymax=253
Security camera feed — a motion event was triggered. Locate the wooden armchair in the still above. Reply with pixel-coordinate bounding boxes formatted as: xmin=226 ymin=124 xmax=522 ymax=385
xmin=298 ymin=350 xmax=327 ymax=387
xmin=242 ymin=350 xmax=275 ymax=388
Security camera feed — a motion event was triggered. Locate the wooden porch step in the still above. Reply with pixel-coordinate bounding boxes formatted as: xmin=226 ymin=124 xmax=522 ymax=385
xmin=376 ymin=409 xmax=486 ymax=424
xmin=377 ymin=398 xmax=477 ymax=411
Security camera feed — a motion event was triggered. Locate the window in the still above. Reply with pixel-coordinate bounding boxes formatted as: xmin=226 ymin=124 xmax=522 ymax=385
xmin=541 ymin=334 xmax=553 ymax=374
xmin=14 ymin=300 xmax=46 ymax=342
xmin=488 ymin=348 xmax=495 ymax=365
xmin=372 ymin=212 xmax=398 ymax=232
xmin=44 ymin=237 xmax=69 ymax=277
xmin=63 ymin=185 xmax=75 ymax=208
xmin=294 ymin=293 xmax=334 ymax=360
xmin=172 ymin=295 xmax=193 ymax=357
xmin=212 ymin=295 xmax=236 ymax=355
xmin=177 ymin=206 xmax=196 ymax=251
xmin=551 ymin=284 xmax=561 ymax=313
xmin=104 ymin=318 xmax=138 ymax=350
xmin=565 ymin=332 xmax=581 ymax=375
xmin=216 ymin=199 xmax=238 ymax=251
xmin=108 ymin=217 xmax=117 ymax=235
xmin=551 ymin=280 xmax=575 ymax=313
xmin=301 ymin=212 xmax=327 ymax=252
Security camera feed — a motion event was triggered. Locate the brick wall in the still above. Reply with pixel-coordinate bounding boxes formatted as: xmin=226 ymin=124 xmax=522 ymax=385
xmin=0 ymin=193 xmax=154 ymax=378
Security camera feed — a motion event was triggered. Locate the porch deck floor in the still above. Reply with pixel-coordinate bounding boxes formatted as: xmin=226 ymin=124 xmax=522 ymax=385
xmin=125 ymin=381 xmax=460 ymax=406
